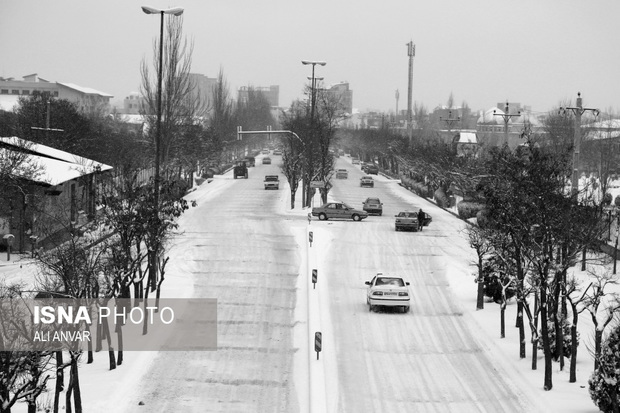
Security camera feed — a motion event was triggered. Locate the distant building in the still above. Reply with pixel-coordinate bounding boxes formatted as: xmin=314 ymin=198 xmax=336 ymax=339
xmin=189 ymin=73 xmax=218 ymax=111
xmin=325 ymin=82 xmax=353 ymax=115
xmin=123 ymin=92 xmax=146 ymax=115
xmin=237 ymin=85 xmax=280 ymax=108
xmin=0 ymin=73 xmax=113 ymax=114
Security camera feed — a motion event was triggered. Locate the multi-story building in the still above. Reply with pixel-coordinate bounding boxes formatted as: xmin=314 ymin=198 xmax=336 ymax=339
xmin=325 ymin=82 xmax=353 ymax=115
xmin=0 ymin=73 xmax=113 ymax=114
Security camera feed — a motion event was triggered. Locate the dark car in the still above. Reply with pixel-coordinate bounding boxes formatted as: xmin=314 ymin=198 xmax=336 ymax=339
xmin=233 ymin=161 xmax=248 ymax=179
xmin=262 ymin=156 xmax=272 ymax=165
xmin=365 ymin=164 xmax=379 ymax=175
xmin=362 ymin=197 xmax=383 ymax=215
xmin=312 ymin=202 xmax=369 ymax=221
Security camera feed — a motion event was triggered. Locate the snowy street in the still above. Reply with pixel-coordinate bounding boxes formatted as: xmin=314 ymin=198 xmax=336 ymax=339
xmin=114 ymin=155 xmax=555 ymax=412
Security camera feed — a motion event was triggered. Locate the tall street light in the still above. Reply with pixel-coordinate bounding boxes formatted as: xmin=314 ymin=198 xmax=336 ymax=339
xmin=302 ymin=60 xmax=326 ymax=121
xmin=142 ymin=5 xmax=184 ymax=292
xmin=301 ymin=60 xmax=326 ymax=208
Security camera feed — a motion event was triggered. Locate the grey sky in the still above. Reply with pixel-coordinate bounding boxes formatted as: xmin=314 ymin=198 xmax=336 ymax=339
xmin=1 ymin=0 xmax=619 ymax=115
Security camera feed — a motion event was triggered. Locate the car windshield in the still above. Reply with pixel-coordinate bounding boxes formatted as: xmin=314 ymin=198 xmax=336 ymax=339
xmin=342 ymin=203 xmax=353 ymax=209
xmin=376 ymin=277 xmax=405 ymax=287
xmin=367 ymin=198 xmax=380 ymax=203
xmin=265 ymin=176 xmax=277 ymax=181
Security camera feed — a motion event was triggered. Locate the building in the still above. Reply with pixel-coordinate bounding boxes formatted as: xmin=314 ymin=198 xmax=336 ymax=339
xmin=237 ymin=85 xmax=280 ymax=108
xmin=0 ymin=74 xmax=113 ymax=115
xmin=325 ymin=82 xmax=353 ymax=115
xmin=0 ymin=136 xmax=112 ymax=252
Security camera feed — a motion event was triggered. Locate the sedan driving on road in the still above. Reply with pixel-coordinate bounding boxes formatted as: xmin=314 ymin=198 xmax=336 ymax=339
xmin=335 ymin=169 xmax=348 ymax=179
xmin=312 ymin=202 xmax=368 ymax=221
xmin=262 ymin=156 xmax=271 ymax=165
xmin=360 ymin=176 xmax=374 ymax=188
xmin=365 ymin=273 xmax=410 ymax=313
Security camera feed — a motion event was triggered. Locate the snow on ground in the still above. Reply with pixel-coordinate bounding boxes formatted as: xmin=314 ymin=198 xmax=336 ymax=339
xmin=1 ymin=159 xmax=612 ymax=412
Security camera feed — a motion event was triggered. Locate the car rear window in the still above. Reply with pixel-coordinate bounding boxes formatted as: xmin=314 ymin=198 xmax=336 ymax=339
xmin=376 ymin=278 xmax=405 ymax=287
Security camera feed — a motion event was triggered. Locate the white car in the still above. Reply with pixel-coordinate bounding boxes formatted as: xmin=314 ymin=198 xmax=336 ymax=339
xmin=365 ymin=273 xmax=410 ymax=313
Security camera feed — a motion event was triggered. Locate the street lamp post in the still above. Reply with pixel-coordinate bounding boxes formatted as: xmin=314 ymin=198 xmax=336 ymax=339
xmin=142 ymin=5 xmax=184 ymax=292
xmin=301 ymin=60 xmax=326 ymax=207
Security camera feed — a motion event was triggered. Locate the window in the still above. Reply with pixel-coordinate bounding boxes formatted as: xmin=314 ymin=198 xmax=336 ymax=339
xmin=22 ymin=90 xmax=30 ymax=95
xmin=11 ymin=90 xmax=19 ymax=95
xmin=0 ymin=89 xmax=8 ymax=94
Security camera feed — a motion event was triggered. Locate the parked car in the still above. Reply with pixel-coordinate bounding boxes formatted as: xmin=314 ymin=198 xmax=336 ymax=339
xmin=312 ymin=202 xmax=368 ymax=221
xmin=335 ymin=169 xmax=348 ymax=179
xmin=264 ymin=175 xmax=279 ymax=190
xmin=394 ymin=209 xmax=432 ymax=231
xmin=362 ymin=197 xmax=383 ymax=215
xmin=352 ymin=157 xmax=360 ymax=165
xmin=365 ymin=164 xmax=379 ymax=175
xmin=360 ymin=176 xmax=374 ymax=188
xmin=262 ymin=156 xmax=272 ymax=165
xmin=262 ymin=148 xmax=270 ymax=154
xmin=365 ymin=273 xmax=410 ymax=313
xmin=233 ymin=161 xmax=248 ymax=179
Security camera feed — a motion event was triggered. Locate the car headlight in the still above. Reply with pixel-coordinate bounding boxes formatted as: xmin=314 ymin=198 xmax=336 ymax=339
xmin=372 ymin=291 xmax=383 ymax=296
xmin=398 ymin=292 xmax=408 ymax=297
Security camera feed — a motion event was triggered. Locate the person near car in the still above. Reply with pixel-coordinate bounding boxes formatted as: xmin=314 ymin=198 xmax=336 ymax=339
xmin=418 ymin=209 xmax=424 ymax=231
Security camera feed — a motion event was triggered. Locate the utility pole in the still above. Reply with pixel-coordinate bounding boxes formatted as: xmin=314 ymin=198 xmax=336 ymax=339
xmin=561 ymin=92 xmax=599 ymax=199
xmin=493 ymin=102 xmax=521 ymax=146
xmin=406 ymin=41 xmax=415 ymax=145
xmin=440 ymin=109 xmax=461 ymax=132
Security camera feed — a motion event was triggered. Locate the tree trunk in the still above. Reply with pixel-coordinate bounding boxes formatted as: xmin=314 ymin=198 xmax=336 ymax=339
xmin=517 ymin=301 xmax=526 ymax=359
xmin=289 ymin=189 xmax=296 ymax=209
xmin=531 ymin=337 xmax=538 ymax=370
xmin=53 ymin=351 xmax=64 ymax=413
xmin=476 ymin=256 xmax=484 ymax=310
xmin=594 ymin=329 xmax=603 ymax=371
xmin=500 ymin=304 xmax=505 ymax=338
xmin=71 ymin=355 xmax=82 ymax=413
xmin=569 ymin=323 xmax=578 ymax=383
xmin=540 ymin=283 xmax=553 ymax=390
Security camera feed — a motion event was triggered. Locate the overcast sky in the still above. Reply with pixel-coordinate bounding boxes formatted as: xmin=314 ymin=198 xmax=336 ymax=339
xmin=1 ymin=0 xmax=619 ymax=115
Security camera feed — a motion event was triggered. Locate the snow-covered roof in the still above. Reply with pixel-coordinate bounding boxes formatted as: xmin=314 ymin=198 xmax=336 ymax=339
xmin=0 ymin=136 xmax=112 ymax=185
xmin=455 ymin=131 xmax=478 ymax=144
xmin=57 ymin=82 xmax=113 ymax=98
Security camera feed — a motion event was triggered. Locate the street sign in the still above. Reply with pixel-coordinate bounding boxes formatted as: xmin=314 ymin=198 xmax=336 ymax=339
xmin=312 ymin=269 xmax=318 ymax=288
xmin=309 ymin=231 xmax=313 ymax=246
xmin=310 ymin=181 xmax=325 ymax=189
xmin=315 ymin=331 xmax=322 ymax=360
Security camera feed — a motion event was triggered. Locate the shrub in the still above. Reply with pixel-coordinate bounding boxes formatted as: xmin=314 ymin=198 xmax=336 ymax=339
xmin=615 ymin=195 xmax=620 ymax=207
xmin=589 ymin=324 xmax=620 ymax=412
xmin=458 ymin=201 xmax=486 ymax=220
xmin=538 ymin=318 xmax=578 ymax=360
xmin=602 ymin=193 xmax=612 ymax=206
xmin=480 ymin=259 xmax=516 ymax=303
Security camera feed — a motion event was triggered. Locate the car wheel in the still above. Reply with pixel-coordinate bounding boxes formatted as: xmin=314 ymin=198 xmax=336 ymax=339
xmin=369 ymin=305 xmax=374 ymax=312
xmin=234 ymin=175 xmax=237 ymax=179
xmin=379 ymin=212 xmax=382 ymax=216
xmin=404 ymin=306 xmax=410 ymax=313
xmin=319 ymin=213 xmax=327 ymax=221
xmin=395 ymin=226 xmax=399 ymax=232
xmin=352 ymin=214 xmax=361 ymax=221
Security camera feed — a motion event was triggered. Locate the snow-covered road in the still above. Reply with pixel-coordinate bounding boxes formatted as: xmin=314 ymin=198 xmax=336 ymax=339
xmin=121 ymin=161 xmax=301 ymax=412
xmin=118 ymin=155 xmax=550 ymax=413
xmin=316 ymin=158 xmax=547 ymax=412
